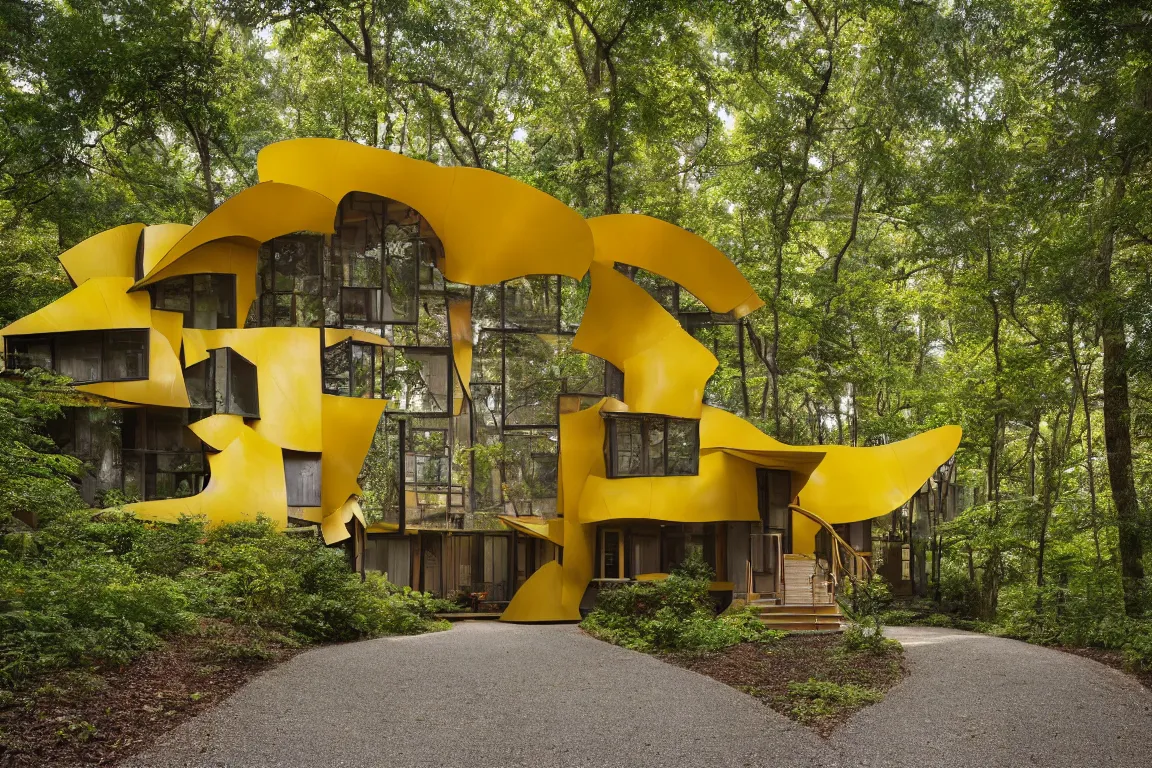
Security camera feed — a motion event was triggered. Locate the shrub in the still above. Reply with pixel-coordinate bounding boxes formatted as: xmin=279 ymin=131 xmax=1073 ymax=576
xmin=841 ymin=617 xmax=902 ymax=655
xmin=581 ymin=552 xmax=783 ymax=653
xmin=0 ymin=511 xmax=451 ymax=692
xmin=876 ymin=609 xmax=918 ymax=626
xmin=840 ymin=577 xmax=893 ymax=619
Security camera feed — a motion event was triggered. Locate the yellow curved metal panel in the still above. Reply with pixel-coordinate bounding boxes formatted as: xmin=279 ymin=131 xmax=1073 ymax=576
xmin=448 ymin=296 xmax=473 ymax=415
xmin=577 ymin=452 xmax=760 ymax=525
xmin=137 ymin=240 xmax=259 ymax=327
xmin=256 ymin=138 xmax=594 ymax=286
xmin=150 ymin=309 xmax=184 ymax=355
xmin=78 ymin=328 xmax=189 ymax=408
xmin=587 ymin=214 xmax=765 ymax=318
xmin=141 ymin=224 xmax=194 ymax=278
xmin=186 ymin=328 xmax=323 ymax=452
xmin=0 ymin=277 xmax=149 ymax=338
xmin=500 ymin=561 xmax=574 ymax=622
xmin=319 ymin=393 xmax=388 ymax=525
xmin=141 ymin=182 xmax=338 ymax=283
xmin=323 ymin=328 xmax=391 ymax=347
xmin=127 ymin=427 xmax=287 ymax=528
xmin=189 ymin=413 xmax=249 ymax=451
xmin=498 ymin=515 xmax=564 ymax=547
xmin=573 ymin=263 xmax=716 ymax=419
xmin=57 ymin=223 xmax=144 ymax=285
xmin=322 ymin=496 xmax=367 ymax=545
xmin=796 ymin=425 xmax=963 ymax=525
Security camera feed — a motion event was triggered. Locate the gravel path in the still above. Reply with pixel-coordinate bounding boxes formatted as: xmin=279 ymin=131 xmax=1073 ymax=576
xmin=128 ymin=623 xmax=1152 ymax=768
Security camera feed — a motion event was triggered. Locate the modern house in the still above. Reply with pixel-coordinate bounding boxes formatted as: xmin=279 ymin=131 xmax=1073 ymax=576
xmin=0 ymin=139 xmax=961 ymax=623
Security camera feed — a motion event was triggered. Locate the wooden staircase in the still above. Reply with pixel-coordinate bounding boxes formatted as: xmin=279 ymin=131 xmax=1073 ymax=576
xmin=753 ymin=602 xmax=844 ymax=632
xmin=750 ymin=554 xmax=843 ymax=631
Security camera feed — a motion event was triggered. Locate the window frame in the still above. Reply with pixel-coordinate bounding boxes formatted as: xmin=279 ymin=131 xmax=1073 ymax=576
xmin=4 ymin=330 xmax=150 ymax=384
xmin=184 ymin=348 xmax=260 ymax=419
xmin=322 ymin=339 xmax=385 ymax=399
xmin=148 ymin=273 xmax=238 ymax=330
xmin=604 ymin=413 xmax=700 ymax=479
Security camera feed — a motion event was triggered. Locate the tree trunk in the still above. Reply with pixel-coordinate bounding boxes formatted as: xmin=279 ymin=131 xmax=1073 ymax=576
xmin=1097 ymin=166 xmax=1145 ymax=615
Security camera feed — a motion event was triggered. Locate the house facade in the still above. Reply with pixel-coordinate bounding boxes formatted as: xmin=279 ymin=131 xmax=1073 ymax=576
xmin=1 ymin=139 xmax=961 ymax=621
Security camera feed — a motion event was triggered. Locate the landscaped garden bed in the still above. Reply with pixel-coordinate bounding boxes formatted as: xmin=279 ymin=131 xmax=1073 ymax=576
xmin=670 ymin=626 xmax=906 ymax=736
xmin=0 ymin=511 xmax=453 ymax=766
xmin=0 ymin=620 xmax=300 ymax=767
xmin=580 ymin=554 xmax=906 ymax=735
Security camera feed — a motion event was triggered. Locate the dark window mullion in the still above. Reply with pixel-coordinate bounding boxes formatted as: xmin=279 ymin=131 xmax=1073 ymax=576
xmin=663 ymin=418 xmax=670 ymax=476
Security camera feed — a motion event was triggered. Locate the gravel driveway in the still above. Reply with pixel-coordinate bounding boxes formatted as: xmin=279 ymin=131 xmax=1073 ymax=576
xmin=127 ymin=623 xmax=1151 ymax=768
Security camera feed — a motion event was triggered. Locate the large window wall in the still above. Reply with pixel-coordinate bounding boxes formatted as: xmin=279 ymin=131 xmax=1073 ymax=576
xmin=47 ymin=406 xmax=209 ymax=505
xmin=150 ymin=274 xmax=237 ymax=329
xmin=5 ymin=330 xmax=149 ymax=383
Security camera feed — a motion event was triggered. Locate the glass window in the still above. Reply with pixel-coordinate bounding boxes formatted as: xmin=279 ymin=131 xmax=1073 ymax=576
xmin=600 ymin=529 xmax=622 ymax=579
xmin=6 ymin=330 xmax=147 ymax=383
xmin=503 ymin=276 xmax=560 ymax=331
xmin=104 ymin=330 xmax=147 ymax=380
xmin=630 ymin=532 xmax=661 ymax=577
xmin=646 ymin=416 xmax=666 ymax=477
xmin=666 ymin=419 xmax=699 ymax=476
xmin=389 ymin=348 xmax=451 ymax=413
xmin=56 ymin=331 xmax=104 ymax=382
xmin=611 ymin=417 xmax=645 ymax=477
xmin=152 ymin=275 xmax=236 ymax=329
xmin=5 ymin=337 xmax=52 ymax=370
xmin=503 ymin=333 xmax=560 ymax=427
xmin=329 ymin=192 xmax=432 ymax=328
xmin=227 ymin=350 xmax=259 ymax=416
xmin=323 ymin=340 xmax=384 ymax=399
xmin=255 ymin=234 xmax=325 ymax=327
xmin=194 ymin=348 xmax=259 ymax=418
xmin=607 ymin=414 xmax=698 ymax=478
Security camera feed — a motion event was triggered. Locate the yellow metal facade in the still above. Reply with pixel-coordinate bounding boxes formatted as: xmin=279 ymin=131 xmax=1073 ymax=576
xmin=1 ymin=139 xmax=961 ymax=620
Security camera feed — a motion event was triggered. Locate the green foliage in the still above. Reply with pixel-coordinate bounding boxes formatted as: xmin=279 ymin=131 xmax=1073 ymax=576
xmin=786 ymin=679 xmax=884 ymax=723
xmin=840 ymin=578 xmax=893 ymax=621
xmin=840 ymin=617 xmax=902 ymax=656
xmin=0 ymin=374 xmax=87 ymax=530
xmin=0 ymin=512 xmax=451 ymax=691
xmin=581 ymin=552 xmax=783 ymax=653
xmin=876 ymin=609 xmax=919 ymax=627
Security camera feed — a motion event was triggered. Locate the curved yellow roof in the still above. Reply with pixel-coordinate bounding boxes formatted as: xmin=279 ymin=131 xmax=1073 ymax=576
xmin=573 ymin=263 xmax=716 ymax=418
xmin=139 ymin=182 xmax=338 ymax=285
xmin=256 ymin=138 xmax=594 ymax=286
xmin=57 ymin=223 xmax=143 ymax=285
xmin=588 ymin=214 xmax=765 ymax=318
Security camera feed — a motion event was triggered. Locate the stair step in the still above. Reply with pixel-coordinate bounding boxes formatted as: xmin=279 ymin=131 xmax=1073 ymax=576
xmin=759 ymin=620 xmax=845 ymax=632
xmin=760 ymin=607 xmax=843 ymax=617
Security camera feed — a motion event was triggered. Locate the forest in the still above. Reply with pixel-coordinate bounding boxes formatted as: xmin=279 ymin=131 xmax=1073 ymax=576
xmin=1 ymin=0 xmax=1151 ymax=664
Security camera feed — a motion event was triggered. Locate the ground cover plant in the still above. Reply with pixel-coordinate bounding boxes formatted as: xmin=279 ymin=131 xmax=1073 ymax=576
xmin=0 ymin=509 xmax=452 ymax=766
xmin=580 ymin=553 xmax=901 ymax=734
xmin=672 ymin=622 xmax=907 ymax=737
xmin=580 ymin=552 xmax=783 ymax=653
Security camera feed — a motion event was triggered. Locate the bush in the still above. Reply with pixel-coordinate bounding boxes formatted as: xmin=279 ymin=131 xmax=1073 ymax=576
xmin=840 ymin=577 xmax=893 ymax=619
xmin=841 ymin=617 xmax=902 ymax=655
xmin=0 ymin=511 xmax=451 ymax=691
xmin=876 ymin=609 xmax=918 ymax=626
xmin=581 ymin=552 xmax=784 ymax=653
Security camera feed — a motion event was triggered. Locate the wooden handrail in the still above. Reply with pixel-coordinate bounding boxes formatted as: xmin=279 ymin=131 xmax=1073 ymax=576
xmin=787 ymin=504 xmax=873 ymax=588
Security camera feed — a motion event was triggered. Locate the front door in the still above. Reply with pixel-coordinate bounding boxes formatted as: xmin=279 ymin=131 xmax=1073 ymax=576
xmin=751 ymin=468 xmax=792 ymax=597
xmin=598 ymin=527 xmax=624 ymax=579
